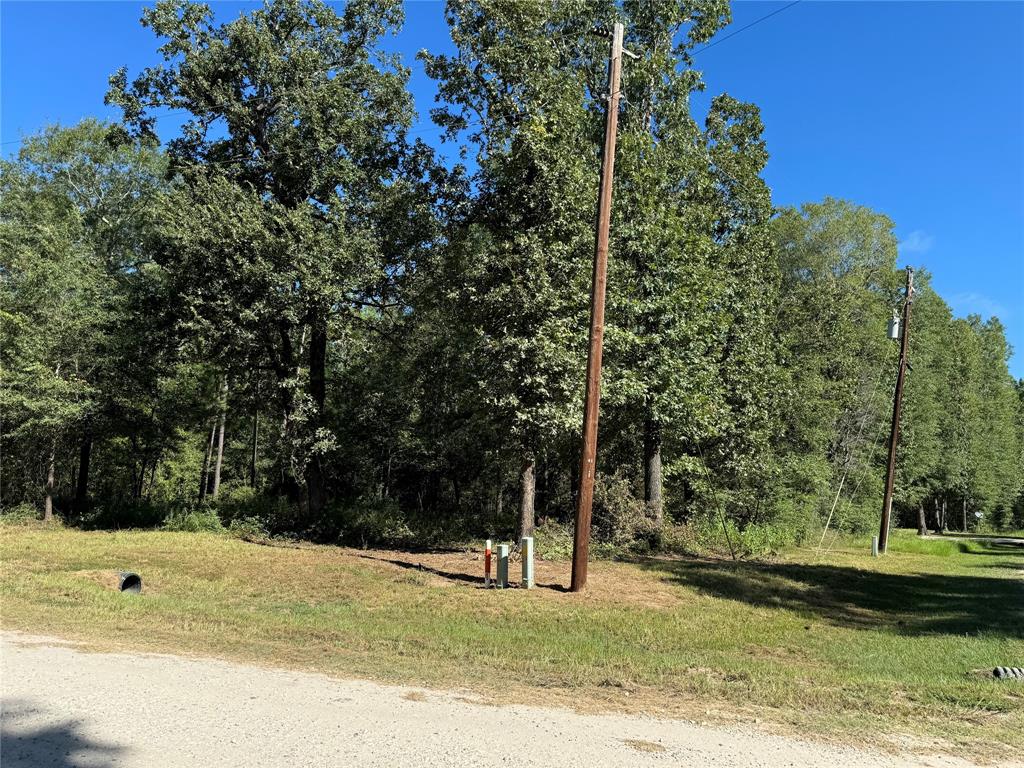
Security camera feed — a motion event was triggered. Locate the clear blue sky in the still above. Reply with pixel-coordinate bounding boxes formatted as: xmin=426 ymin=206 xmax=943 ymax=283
xmin=3 ymin=1 xmax=1022 ymax=376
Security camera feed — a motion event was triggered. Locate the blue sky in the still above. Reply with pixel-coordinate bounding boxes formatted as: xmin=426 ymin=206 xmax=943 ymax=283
xmin=3 ymin=1 xmax=1022 ymax=376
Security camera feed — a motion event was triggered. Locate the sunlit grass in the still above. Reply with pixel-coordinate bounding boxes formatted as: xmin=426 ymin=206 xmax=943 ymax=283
xmin=1 ymin=524 xmax=1021 ymax=758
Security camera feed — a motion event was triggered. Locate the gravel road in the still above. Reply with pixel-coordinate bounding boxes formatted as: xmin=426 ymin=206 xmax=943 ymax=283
xmin=0 ymin=632 xmax=1002 ymax=768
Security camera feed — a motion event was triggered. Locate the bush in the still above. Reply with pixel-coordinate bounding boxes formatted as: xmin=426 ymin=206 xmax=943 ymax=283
xmin=532 ymin=519 xmax=624 ymax=562
xmin=658 ymin=523 xmax=700 ymax=556
xmin=533 ymin=519 xmax=575 ymax=560
xmin=331 ymin=498 xmax=414 ymax=548
xmin=78 ymin=500 xmax=168 ymax=529
xmin=0 ymin=503 xmax=49 ymax=525
xmin=592 ymin=470 xmax=660 ymax=552
xmin=213 ymin=485 xmax=304 ymax=535
xmin=162 ymin=508 xmax=224 ymax=533
xmin=227 ymin=516 xmax=269 ymax=542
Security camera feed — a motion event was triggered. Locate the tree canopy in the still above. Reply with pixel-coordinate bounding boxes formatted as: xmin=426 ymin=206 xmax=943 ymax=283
xmin=3 ymin=0 xmax=1021 ymax=550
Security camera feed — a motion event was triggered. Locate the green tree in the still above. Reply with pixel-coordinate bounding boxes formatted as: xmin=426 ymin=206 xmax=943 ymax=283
xmin=1 ymin=120 xmax=166 ymax=518
xmin=939 ymin=318 xmax=983 ymax=530
xmin=422 ymin=0 xmax=604 ymax=538
xmin=771 ymin=199 xmax=900 ymax=535
xmin=603 ymin=0 xmax=730 ymax=527
xmin=894 ymin=281 xmax=950 ymax=533
xmin=970 ymin=317 xmax=1021 ymax=527
xmin=108 ymin=0 xmax=437 ymax=518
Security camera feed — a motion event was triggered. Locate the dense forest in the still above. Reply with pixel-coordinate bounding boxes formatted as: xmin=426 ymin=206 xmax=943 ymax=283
xmin=2 ymin=0 xmax=1022 ymax=553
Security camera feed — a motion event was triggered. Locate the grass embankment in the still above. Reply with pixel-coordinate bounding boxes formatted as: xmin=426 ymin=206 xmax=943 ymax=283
xmin=1 ymin=525 xmax=1021 ymax=758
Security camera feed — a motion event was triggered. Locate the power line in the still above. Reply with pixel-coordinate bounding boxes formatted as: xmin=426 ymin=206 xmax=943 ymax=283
xmin=692 ymin=0 xmax=801 ymax=56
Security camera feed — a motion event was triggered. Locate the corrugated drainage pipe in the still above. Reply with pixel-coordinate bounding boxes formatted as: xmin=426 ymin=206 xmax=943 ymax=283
xmin=993 ymin=667 xmax=1024 ymax=680
xmin=119 ymin=572 xmax=142 ymax=593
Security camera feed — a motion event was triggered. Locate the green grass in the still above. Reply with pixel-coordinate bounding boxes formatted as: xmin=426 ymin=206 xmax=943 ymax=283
xmin=2 ymin=524 xmax=1021 ymax=758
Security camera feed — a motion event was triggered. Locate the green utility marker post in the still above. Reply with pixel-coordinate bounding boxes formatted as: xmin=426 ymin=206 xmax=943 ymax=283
xmin=521 ymin=536 xmax=534 ymax=589
xmin=496 ymin=543 xmax=509 ymax=589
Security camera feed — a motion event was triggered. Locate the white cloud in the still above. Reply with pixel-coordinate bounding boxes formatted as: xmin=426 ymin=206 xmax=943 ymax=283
xmin=898 ymin=230 xmax=935 ymax=254
xmin=948 ymin=291 xmax=1010 ymax=320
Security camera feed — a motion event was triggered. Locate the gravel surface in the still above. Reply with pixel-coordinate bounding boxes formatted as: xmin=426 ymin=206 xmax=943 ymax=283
xmin=0 ymin=632 xmax=1003 ymax=768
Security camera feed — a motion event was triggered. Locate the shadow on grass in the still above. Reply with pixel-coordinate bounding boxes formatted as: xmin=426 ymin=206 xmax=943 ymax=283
xmin=357 ymin=554 xmax=482 ymax=586
xmin=356 ymin=554 xmax=570 ymax=593
xmin=939 ymin=532 xmax=1024 ymax=543
xmin=639 ymin=551 xmax=1024 ymax=638
xmin=1 ymin=699 xmax=125 ymax=767
xmin=957 ymin=540 xmax=1024 ymax=556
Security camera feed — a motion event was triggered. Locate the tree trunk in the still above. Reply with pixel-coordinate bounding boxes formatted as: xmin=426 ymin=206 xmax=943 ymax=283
xmin=517 ymin=454 xmax=536 ymax=541
xmin=211 ymin=376 xmax=228 ymax=498
xmin=146 ymin=457 xmax=158 ymax=500
xmin=941 ymin=497 xmax=947 ymax=531
xmin=250 ymin=381 xmax=259 ymax=488
xmin=917 ymin=502 xmax=928 ymax=536
xmin=962 ymin=497 xmax=968 ymax=532
xmin=306 ymin=318 xmax=328 ymax=518
xmin=129 ymin=435 xmax=140 ymax=500
xmin=271 ymin=321 xmax=301 ymax=501
xmin=643 ymin=416 xmax=664 ymax=526
xmin=43 ymin=442 xmax=56 ymax=522
xmin=495 ymin=473 xmax=504 ymax=532
xmin=933 ymin=496 xmax=942 ymax=535
xmin=136 ymin=454 xmax=146 ymax=499
xmin=74 ymin=435 xmax=91 ymax=514
xmin=199 ymin=421 xmax=216 ymax=502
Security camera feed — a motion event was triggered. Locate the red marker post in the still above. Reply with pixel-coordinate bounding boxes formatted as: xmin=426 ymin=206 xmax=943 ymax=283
xmin=484 ymin=539 xmax=492 ymax=587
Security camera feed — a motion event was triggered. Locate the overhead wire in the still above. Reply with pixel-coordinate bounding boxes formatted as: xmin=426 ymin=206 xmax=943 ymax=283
xmin=691 ymin=1 xmax=802 ymax=56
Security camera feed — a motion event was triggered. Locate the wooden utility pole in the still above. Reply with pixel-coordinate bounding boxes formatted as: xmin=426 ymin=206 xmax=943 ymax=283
xmin=878 ymin=266 xmax=914 ymax=554
xmin=571 ymin=23 xmax=633 ymax=592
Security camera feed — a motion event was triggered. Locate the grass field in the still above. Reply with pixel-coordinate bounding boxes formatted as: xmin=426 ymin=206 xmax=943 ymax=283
xmin=2 ymin=524 xmax=1021 ymax=759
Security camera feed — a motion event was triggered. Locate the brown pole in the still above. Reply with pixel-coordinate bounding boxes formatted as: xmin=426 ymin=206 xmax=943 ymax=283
xmin=878 ymin=266 xmax=914 ymax=554
xmin=571 ymin=23 xmax=625 ymax=592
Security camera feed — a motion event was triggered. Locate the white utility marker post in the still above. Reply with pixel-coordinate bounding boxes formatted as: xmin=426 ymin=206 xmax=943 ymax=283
xmin=520 ymin=536 xmax=534 ymax=589
xmin=496 ymin=543 xmax=509 ymax=589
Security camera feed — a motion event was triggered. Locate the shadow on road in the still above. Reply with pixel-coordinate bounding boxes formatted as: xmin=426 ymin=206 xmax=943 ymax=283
xmin=1 ymin=698 xmax=125 ymax=768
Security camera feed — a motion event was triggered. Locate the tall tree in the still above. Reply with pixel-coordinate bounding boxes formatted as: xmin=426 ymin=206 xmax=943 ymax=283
xmin=108 ymin=0 xmax=437 ymax=518
xmin=603 ymin=0 xmax=730 ymax=527
xmin=694 ymin=93 xmax=780 ymax=526
xmin=0 ymin=121 xmax=166 ymax=517
xmin=422 ymin=0 xmax=603 ymax=538
xmin=771 ymin=198 xmax=900 ymax=534
xmin=970 ymin=317 xmax=1021 ymax=526
xmin=939 ymin=317 xmax=983 ymax=530
xmin=894 ymin=281 xmax=950 ymax=533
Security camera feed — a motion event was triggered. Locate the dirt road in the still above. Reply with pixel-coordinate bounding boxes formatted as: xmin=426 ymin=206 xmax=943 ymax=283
xmin=0 ymin=632 xmax=999 ymax=768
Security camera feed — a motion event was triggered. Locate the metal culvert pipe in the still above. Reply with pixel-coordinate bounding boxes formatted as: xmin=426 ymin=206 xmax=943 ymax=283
xmin=119 ymin=572 xmax=142 ymax=593
xmin=993 ymin=667 xmax=1024 ymax=680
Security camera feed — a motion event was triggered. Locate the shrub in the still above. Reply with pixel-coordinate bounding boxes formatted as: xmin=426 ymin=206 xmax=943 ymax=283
xmin=162 ymin=508 xmax=224 ymax=533
xmin=213 ymin=485 xmax=303 ymax=535
xmin=592 ymin=470 xmax=660 ymax=551
xmin=0 ymin=503 xmax=48 ymax=525
xmin=79 ymin=500 xmax=168 ymax=529
xmin=532 ymin=519 xmax=624 ymax=562
xmin=332 ymin=498 xmax=414 ymax=548
xmin=227 ymin=516 xmax=269 ymax=542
